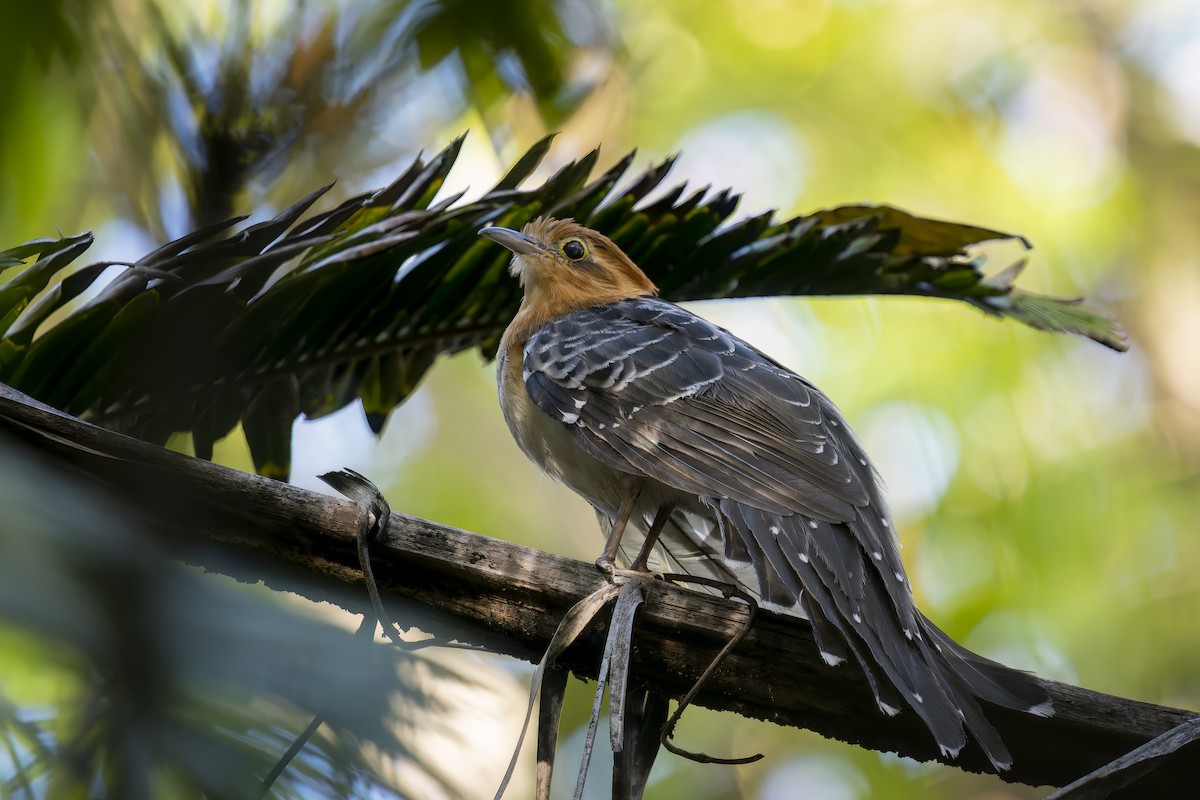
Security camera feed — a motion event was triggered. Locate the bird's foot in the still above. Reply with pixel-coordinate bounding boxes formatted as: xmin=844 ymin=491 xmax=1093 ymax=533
xmin=610 ymin=566 xmax=665 ymax=583
xmin=595 ymin=556 xmax=663 ymax=584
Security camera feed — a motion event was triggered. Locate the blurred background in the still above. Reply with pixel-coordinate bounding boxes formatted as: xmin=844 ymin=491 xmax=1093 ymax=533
xmin=1 ymin=0 xmax=1198 ymax=797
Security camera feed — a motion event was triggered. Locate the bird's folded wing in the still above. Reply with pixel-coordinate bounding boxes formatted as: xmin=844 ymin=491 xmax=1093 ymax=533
xmin=522 ymin=296 xmax=881 ymax=524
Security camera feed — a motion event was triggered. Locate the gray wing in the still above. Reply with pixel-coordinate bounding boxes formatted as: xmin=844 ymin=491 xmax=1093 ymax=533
xmin=524 ymin=298 xmax=877 ymax=515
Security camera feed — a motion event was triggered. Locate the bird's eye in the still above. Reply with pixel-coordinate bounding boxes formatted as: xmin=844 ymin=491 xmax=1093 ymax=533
xmin=562 ymin=239 xmax=587 ymax=261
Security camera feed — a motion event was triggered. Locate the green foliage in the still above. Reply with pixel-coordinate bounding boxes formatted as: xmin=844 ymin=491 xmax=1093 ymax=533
xmin=0 ymin=137 xmax=1123 ymax=478
xmin=0 ymin=0 xmax=612 ymax=241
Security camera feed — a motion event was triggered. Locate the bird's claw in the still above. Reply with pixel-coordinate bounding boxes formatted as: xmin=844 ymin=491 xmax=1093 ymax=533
xmin=595 ymin=559 xmax=664 ymax=583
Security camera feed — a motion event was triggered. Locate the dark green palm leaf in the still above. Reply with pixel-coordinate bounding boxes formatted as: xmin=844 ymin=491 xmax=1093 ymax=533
xmin=0 ymin=135 xmax=1126 ymax=477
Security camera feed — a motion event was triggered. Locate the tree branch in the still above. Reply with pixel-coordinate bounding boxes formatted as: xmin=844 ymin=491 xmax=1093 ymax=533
xmin=0 ymin=383 xmax=1193 ymax=794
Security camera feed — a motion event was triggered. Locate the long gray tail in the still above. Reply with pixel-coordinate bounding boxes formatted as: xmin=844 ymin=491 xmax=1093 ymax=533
xmin=693 ymin=498 xmax=1053 ymax=771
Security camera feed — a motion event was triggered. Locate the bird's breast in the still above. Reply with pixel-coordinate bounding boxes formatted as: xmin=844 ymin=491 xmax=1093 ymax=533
xmin=498 ymin=346 xmax=646 ymax=518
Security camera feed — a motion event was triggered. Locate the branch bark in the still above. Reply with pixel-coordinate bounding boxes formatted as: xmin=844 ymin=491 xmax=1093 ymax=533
xmin=1 ymin=384 xmax=1193 ymax=794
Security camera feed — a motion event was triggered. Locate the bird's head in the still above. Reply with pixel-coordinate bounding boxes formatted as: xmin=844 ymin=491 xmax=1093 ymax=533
xmin=479 ymin=217 xmax=658 ymax=313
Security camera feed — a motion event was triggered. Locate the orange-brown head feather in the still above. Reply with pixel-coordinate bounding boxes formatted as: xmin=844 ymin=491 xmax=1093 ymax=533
xmin=482 ymin=217 xmax=658 ymax=350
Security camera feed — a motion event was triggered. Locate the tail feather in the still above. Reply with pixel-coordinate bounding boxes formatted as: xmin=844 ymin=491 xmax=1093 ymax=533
xmin=919 ymin=615 xmax=1052 ymax=714
xmin=952 ymin=678 xmax=1015 ymax=770
xmin=703 ymin=500 xmax=1047 ymax=767
xmin=720 ymin=500 xmax=802 ymax=607
xmin=793 ymin=554 xmax=906 ymax=715
xmin=615 ymin=497 xmax=1051 ymax=768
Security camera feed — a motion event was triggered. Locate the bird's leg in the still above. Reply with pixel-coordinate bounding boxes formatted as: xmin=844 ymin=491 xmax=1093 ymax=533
xmin=596 ymin=489 xmax=641 ymax=573
xmin=629 ymin=503 xmax=676 ymax=572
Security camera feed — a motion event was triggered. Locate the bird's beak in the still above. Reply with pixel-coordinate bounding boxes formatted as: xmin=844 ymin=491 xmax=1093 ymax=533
xmin=479 ymin=226 xmax=542 ymax=255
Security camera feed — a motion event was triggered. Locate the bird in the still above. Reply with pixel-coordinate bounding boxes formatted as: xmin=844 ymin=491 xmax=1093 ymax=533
xmin=479 ymin=216 xmax=1051 ymax=770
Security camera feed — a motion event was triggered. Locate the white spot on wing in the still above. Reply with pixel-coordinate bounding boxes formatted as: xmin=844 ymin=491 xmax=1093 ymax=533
xmin=798 ymin=553 xmax=809 ymax=563
xmin=852 ymin=613 xmax=862 ymax=623
xmin=1028 ymin=702 xmax=1054 ymax=718
xmin=769 ymin=525 xmax=781 ymax=535
xmin=574 ymin=398 xmax=587 ymax=408
xmin=808 ymin=520 xmax=818 ymax=529
xmin=614 ymin=351 xmax=681 ymax=391
xmin=561 ymin=412 xmax=580 ymax=424
xmin=879 ymin=702 xmax=900 ymax=717
xmin=872 ymin=551 xmax=882 ymax=561
xmin=660 ymin=374 xmax=722 ymax=403
xmin=820 ymin=651 xmax=845 ymax=666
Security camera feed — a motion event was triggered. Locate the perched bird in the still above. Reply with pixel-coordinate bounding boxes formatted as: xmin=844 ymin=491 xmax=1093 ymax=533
xmin=480 ymin=217 xmax=1051 ymax=770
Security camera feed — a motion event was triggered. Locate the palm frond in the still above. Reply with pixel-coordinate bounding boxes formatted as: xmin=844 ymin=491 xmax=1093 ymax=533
xmin=0 ymin=135 xmax=1126 ymax=476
